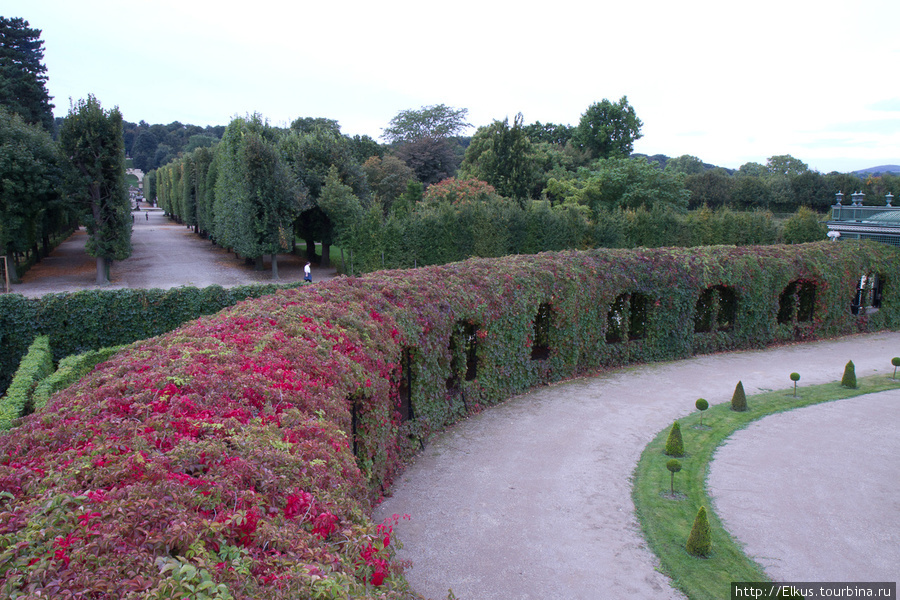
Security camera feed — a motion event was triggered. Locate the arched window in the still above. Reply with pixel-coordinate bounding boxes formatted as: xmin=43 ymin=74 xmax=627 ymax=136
xmin=606 ymin=292 xmax=652 ymax=343
xmin=778 ymin=280 xmax=816 ymax=324
xmin=694 ymin=286 xmax=737 ymax=333
xmin=851 ymin=273 xmax=886 ymax=315
xmin=531 ymin=303 xmax=552 ymax=360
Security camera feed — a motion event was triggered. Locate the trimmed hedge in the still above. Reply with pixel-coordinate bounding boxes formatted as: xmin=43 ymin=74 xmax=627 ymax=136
xmin=31 ymin=345 xmax=125 ymax=411
xmin=0 ymin=242 xmax=899 ymax=596
xmin=0 ymin=283 xmax=303 ymax=395
xmin=0 ymin=335 xmax=53 ymax=430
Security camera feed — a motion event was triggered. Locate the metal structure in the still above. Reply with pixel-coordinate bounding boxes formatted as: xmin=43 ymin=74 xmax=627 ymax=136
xmin=827 ymin=191 xmax=900 ymax=246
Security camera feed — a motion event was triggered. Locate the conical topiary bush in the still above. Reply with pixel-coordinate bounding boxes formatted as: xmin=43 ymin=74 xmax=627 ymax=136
xmin=686 ymin=506 xmax=711 ymax=557
xmin=841 ymin=360 xmax=857 ymax=389
xmin=731 ymin=381 xmax=747 ymax=412
xmin=664 ymin=421 xmax=684 ymax=457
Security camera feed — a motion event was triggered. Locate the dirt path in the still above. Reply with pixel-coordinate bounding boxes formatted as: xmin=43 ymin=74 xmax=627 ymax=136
xmin=375 ymin=332 xmax=900 ymax=599
xmin=9 ymin=207 xmax=337 ymax=298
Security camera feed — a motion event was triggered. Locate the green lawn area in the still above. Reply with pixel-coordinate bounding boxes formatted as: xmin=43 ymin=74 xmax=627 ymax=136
xmin=632 ymin=374 xmax=900 ymax=600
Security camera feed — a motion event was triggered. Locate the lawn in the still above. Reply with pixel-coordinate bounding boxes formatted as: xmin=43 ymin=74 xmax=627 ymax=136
xmin=632 ymin=373 xmax=900 ymax=600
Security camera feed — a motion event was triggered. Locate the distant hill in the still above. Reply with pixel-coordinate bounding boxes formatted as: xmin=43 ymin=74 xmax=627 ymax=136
xmin=853 ymin=165 xmax=900 ymax=176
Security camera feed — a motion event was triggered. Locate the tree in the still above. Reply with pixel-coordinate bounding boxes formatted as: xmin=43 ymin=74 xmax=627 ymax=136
xmin=363 ymin=155 xmax=416 ymax=215
xmin=382 ymin=104 xmax=471 ymax=144
xmin=0 ymin=106 xmax=66 ymax=282
xmin=666 ymin=459 xmax=682 ymax=495
xmin=664 ymin=421 xmax=684 ymax=457
xmin=781 ymin=207 xmax=826 ymax=244
xmin=665 ymin=155 xmax=706 ymax=175
xmin=523 ymin=121 xmax=575 ymax=146
xmin=685 ymin=169 xmax=735 ymax=209
xmin=695 ymin=398 xmax=709 ymax=426
xmin=59 ymin=95 xmax=132 ymax=284
xmin=841 ymin=360 xmax=857 ymax=389
xmin=574 ymin=96 xmax=643 ymax=160
xmin=0 ymin=17 xmax=54 ymax=131
xmin=790 ymin=372 xmax=800 ymax=397
xmin=459 ymin=113 xmax=537 ymax=201
xmin=767 ymin=154 xmax=808 ymax=177
xmin=686 ymin=506 xmax=711 ymax=557
xmin=730 ymin=380 xmax=747 ymax=412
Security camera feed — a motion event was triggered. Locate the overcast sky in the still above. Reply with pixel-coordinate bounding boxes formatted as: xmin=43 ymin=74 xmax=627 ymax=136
xmin=7 ymin=0 xmax=899 ymax=173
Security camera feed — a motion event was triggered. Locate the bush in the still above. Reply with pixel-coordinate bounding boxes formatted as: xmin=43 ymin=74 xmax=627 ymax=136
xmin=731 ymin=380 xmax=748 ymax=412
xmin=686 ymin=506 xmax=712 ymax=557
xmin=695 ymin=397 xmax=709 ymax=425
xmin=892 ymin=357 xmax=899 ymax=379
xmin=841 ymin=360 xmax=857 ymax=389
xmin=666 ymin=458 xmax=682 ymax=495
xmin=0 ymin=335 xmax=53 ymax=430
xmin=790 ymin=372 xmax=800 ymax=397
xmin=665 ymin=421 xmax=684 ymax=457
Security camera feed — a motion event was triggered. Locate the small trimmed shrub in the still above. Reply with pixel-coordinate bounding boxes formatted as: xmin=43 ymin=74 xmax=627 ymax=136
xmin=0 ymin=335 xmax=54 ymax=430
xmin=841 ymin=360 xmax=857 ymax=389
xmin=892 ymin=357 xmax=900 ymax=379
xmin=790 ymin=372 xmax=800 ymax=397
xmin=665 ymin=421 xmax=684 ymax=457
xmin=32 ymin=345 xmax=125 ymax=410
xmin=695 ymin=398 xmax=709 ymax=425
xmin=731 ymin=380 xmax=748 ymax=412
xmin=666 ymin=458 xmax=682 ymax=495
xmin=686 ymin=506 xmax=712 ymax=557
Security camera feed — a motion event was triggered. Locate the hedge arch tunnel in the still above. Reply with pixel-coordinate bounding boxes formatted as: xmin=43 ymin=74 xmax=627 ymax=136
xmin=446 ymin=320 xmax=479 ymax=411
xmin=396 ymin=347 xmax=415 ymax=423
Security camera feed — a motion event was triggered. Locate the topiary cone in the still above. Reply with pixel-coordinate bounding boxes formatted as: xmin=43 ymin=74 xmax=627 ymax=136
xmin=664 ymin=421 xmax=684 ymax=457
xmin=731 ymin=381 xmax=747 ymax=412
xmin=686 ymin=506 xmax=711 ymax=557
xmin=841 ymin=360 xmax=857 ymax=389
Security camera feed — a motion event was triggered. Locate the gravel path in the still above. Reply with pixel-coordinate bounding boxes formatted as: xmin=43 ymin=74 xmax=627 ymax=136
xmin=9 ymin=206 xmax=337 ymax=298
xmin=375 ymin=332 xmax=900 ymax=599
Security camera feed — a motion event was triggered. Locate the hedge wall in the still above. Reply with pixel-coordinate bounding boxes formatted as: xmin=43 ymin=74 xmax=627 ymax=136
xmin=0 ymin=242 xmax=897 ymax=597
xmin=0 ymin=336 xmax=53 ymax=431
xmin=0 ymin=283 xmax=303 ymax=396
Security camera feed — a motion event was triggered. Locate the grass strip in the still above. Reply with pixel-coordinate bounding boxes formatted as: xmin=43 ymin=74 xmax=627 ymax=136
xmin=632 ymin=374 xmax=900 ymax=600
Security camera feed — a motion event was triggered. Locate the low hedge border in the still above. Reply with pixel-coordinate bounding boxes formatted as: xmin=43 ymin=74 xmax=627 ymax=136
xmin=632 ymin=374 xmax=900 ymax=600
xmin=0 ymin=335 xmax=53 ymax=431
xmin=31 ymin=345 xmax=126 ymax=411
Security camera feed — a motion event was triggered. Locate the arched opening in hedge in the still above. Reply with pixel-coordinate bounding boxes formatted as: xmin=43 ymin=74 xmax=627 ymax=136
xmin=777 ymin=280 xmax=816 ymax=325
xmin=446 ymin=320 xmax=478 ymax=395
xmin=397 ymin=347 xmax=414 ymax=422
xmin=606 ymin=292 xmax=651 ymax=343
xmin=347 ymin=394 xmax=363 ymax=457
xmin=531 ymin=303 xmax=552 ymax=360
xmin=851 ymin=273 xmax=886 ymax=315
xmin=694 ymin=286 xmax=737 ymax=333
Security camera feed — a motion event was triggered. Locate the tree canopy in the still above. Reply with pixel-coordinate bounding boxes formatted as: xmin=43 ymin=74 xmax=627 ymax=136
xmin=382 ymin=104 xmax=471 ymax=144
xmin=0 ymin=17 xmax=54 ymax=131
xmin=575 ymin=96 xmax=643 ymax=160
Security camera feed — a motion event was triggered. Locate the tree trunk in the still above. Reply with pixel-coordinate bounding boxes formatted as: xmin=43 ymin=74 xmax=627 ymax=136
xmin=305 ymin=238 xmax=316 ymax=261
xmin=271 ymin=254 xmax=279 ymax=279
xmin=4 ymin=253 xmax=20 ymax=284
xmin=96 ymin=256 xmax=109 ymax=285
xmin=321 ymin=243 xmax=331 ymax=268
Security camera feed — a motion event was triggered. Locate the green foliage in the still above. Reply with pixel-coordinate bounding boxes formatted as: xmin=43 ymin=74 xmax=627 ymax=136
xmin=459 ymin=113 xmax=537 ymax=201
xmin=790 ymin=372 xmax=800 ymax=396
xmin=841 ymin=360 xmax=857 ymax=388
xmin=382 ymin=104 xmax=471 ymax=144
xmin=575 ymin=96 xmax=643 ymax=159
xmin=686 ymin=506 xmax=712 ymax=557
xmin=31 ymin=344 xmax=125 ymax=410
xmin=666 ymin=458 xmax=682 ymax=494
xmin=695 ymin=398 xmax=709 ymax=426
xmin=0 ymin=17 xmax=54 ymax=131
xmin=731 ymin=381 xmax=748 ymax=412
xmin=59 ymin=95 xmax=132 ymax=277
xmin=665 ymin=421 xmax=685 ymax=457
xmin=0 ymin=335 xmax=52 ymax=430
xmin=892 ymin=357 xmax=900 ymax=379
xmin=781 ymin=207 xmax=827 ymax=244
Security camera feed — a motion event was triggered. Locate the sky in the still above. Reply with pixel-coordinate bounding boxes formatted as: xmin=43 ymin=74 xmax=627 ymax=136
xmin=7 ymin=0 xmax=900 ymax=173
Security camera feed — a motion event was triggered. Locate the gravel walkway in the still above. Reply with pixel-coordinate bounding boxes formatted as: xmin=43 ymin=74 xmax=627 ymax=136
xmin=9 ymin=206 xmax=336 ymax=298
xmin=375 ymin=332 xmax=900 ymax=599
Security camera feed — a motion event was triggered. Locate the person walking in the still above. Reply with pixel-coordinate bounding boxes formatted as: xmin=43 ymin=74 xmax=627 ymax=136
xmin=304 ymin=262 xmax=312 ymax=283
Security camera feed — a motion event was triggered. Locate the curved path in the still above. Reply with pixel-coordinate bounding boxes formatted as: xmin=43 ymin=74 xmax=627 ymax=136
xmin=375 ymin=332 xmax=900 ymax=599
xmin=709 ymin=390 xmax=900 ymax=583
